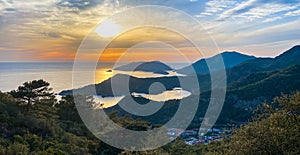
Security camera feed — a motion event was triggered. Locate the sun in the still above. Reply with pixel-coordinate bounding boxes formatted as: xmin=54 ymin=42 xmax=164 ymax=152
xmin=96 ymin=19 xmax=121 ymax=38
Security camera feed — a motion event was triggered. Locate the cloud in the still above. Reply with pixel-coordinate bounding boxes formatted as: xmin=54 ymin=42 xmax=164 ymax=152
xmin=201 ymin=11 xmax=300 ymax=53
xmin=56 ymin=0 xmax=100 ymax=10
xmin=262 ymin=16 xmax=282 ymax=23
xmin=218 ymin=0 xmax=300 ymax=20
xmin=244 ymin=3 xmax=298 ymax=20
xmin=285 ymin=9 xmax=300 ymax=16
xmin=0 ymin=0 xmax=197 ymax=62
xmin=0 ymin=0 xmax=123 ymax=61
xmin=43 ymin=32 xmax=62 ymax=38
xmin=0 ymin=0 xmax=13 ymax=7
xmin=0 ymin=0 xmax=300 ymax=61
xmin=197 ymin=0 xmax=237 ymax=17
xmin=218 ymin=0 xmax=300 ymax=22
xmin=4 ymin=8 xmax=15 ymax=12
xmin=218 ymin=0 xmax=260 ymax=20
xmin=0 ymin=0 xmax=13 ymax=15
xmin=229 ymin=19 xmax=300 ymax=46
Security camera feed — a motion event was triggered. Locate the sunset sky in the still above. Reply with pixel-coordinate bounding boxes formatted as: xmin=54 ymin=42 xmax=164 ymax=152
xmin=0 ymin=0 xmax=300 ymax=62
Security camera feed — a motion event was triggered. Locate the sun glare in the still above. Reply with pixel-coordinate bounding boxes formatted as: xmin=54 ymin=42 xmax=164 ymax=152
xmin=96 ymin=19 xmax=121 ymax=38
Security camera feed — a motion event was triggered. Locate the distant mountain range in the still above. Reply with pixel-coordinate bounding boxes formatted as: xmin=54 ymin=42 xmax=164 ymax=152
xmin=60 ymin=51 xmax=257 ymax=96
xmin=61 ymin=45 xmax=300 ymax=97
xmin=226 ymin=45 xmax=300 ymax=83
xmin=112 ymin=52 xmax=256 ymax=75
xmin=60 ymin=45 xmax=300 ymax=125
xmin=178 ymin=51 xmax=256 ymax=75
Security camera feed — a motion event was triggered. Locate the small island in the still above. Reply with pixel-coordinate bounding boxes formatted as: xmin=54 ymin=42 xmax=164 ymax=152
xmin=114 ymin=61 xmax=173 ymax=75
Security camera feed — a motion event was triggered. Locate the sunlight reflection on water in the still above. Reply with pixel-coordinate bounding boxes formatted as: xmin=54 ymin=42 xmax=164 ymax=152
xmin=0 ymin=62 xmax=190 ymax=108
xmin=131 ymin=88 xmax=191 ymax=102
xmin=93 ymin=95 xmax=125 ymax=108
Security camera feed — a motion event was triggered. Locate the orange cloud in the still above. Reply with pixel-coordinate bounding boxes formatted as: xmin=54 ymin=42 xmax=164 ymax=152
xmin=36 ymin=51 xmax=76 ymax=61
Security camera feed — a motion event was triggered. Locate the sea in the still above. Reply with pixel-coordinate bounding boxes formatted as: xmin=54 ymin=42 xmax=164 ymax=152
xmin=0 ymin=62 xmax=190 ymax=108
xmin=0 ymin=62 xmax=112 ymax=93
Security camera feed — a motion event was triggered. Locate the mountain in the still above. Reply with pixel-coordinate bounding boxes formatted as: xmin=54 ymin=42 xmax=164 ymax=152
xmin=60 ymin=45 xmax=300 ymax=124
xmin=227 ymin=64 xmax=300 ymax=110
xmin=178 ymin=51 xmax=256 ymax=75
xmin=61 ymin=45 xmax=300 ymax=97
xmin=271 ymin=45 xmax=300 ymax=68
xmin=226 ymin=45 xmax=300 ymax=83
xmin=114 ymin=61 xmax=173 ymax=74
xmin=231 ymin=64 xmax=300 ymax=100
xmin=107 ymin=64 xmax=300 ymax=125
xmin=59 ymin=74 xmax=182 ymax=97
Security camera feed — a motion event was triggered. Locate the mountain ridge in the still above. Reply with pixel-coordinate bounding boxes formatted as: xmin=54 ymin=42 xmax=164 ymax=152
xmin=177 ymin=51 xmax=256 ymax=75
xmin=226 ymin=45 xmax=300 ymax=83
xmin=59 ymin=45 xmax=300 ymax=124
xmin=60 ymin=45 xmax=300 ymax=97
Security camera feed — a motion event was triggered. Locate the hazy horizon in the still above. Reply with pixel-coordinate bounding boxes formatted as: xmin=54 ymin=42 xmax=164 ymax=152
xmin=1 ymin=44 xmax=298 ymax=63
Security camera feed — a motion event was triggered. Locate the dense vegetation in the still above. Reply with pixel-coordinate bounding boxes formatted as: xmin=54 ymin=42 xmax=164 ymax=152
xmin=1 ymin=80 xmax=299 ymax=154
xmin=0 ymin=80 xmax=146 ymax=154
xmin=203 ymin=92 xmax=300 ymax=154
xmin=228 ymin=64 xmax=300 ymax=100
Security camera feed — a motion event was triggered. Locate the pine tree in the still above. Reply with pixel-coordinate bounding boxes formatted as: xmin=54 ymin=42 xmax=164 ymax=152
xmin=10 ymin=79 xmax=54 ymax=106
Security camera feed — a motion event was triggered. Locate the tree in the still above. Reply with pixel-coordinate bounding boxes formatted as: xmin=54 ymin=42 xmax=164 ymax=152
xmin=10 ymin=79 xmax=54 ymax=106
xmin=5 ymin=143 xmax=30 ymax=155
xmin=57 ymin=95 xmax=81 ymax=122
xmin=203 ymin=91 xmax=300 ymax=154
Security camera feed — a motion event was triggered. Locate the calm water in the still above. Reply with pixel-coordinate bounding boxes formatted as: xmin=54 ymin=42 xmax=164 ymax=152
xmin=0 ymin=62 xmax=191 ymax=107
xmin=0 ymin=62 xmax=115 ymax=92
xmin=93 ymin=95 xmax=125 ymax=108
xmin=131 ymin=88 xmax=191 ymax=102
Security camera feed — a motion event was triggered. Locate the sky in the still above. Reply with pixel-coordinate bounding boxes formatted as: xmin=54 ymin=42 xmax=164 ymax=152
xmin=0 ymin=0 xmax=300 ymax=62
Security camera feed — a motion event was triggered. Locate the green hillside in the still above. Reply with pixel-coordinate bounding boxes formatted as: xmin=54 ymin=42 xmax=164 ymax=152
xmin=229 ymin=64 xmax=300 ymax=100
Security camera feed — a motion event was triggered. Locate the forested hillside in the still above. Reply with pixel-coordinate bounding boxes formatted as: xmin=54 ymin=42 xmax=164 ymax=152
xmin=1 ymin=82 xmax=299 ymax=154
